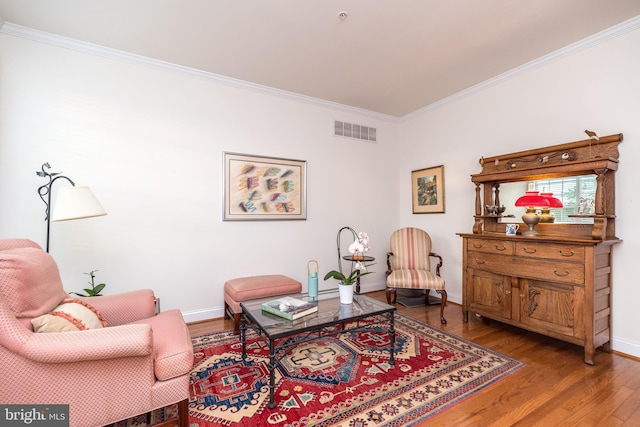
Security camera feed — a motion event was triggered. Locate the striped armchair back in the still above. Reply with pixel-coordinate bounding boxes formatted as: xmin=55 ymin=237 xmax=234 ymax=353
xmin=389 ymin=227 xmax=432 ymax=272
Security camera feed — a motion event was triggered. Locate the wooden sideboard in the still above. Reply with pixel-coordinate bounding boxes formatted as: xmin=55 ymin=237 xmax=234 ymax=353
xmin=460 ymin=233 xmax=615 ymax=365
xmin=460 ymin=133 xmax=622 ymax=365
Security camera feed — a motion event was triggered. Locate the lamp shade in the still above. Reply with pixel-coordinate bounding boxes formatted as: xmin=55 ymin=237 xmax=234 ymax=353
xmin=540 ymin=192 xmax=564 ymax=208
xmin=515 ymin=191 xmax=550 ymax=208
xmin=51 ymin=186 xmax=107 ymax=222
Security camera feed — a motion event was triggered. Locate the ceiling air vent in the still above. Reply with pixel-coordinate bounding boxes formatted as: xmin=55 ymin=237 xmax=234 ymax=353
xmin=334 ymin=120 xmax=377 ymax=142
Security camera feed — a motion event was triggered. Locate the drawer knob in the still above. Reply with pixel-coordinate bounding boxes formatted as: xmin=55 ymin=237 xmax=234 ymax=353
xmin=475 ymin=259 xmax=485 ymax=265
xmin=495 ymin=245 xmax=507 ymax=251
xmin=523 ymin=247 xmax=537 ymax=254
xmin=553 ymin=269 xmax=570 ymax=277
xmin=559 ymin=250 xmax=575 ymax=257
xmin=473 ymin=243 xmax=483 ymax=249
xmin=505 ymin=290 xmax=511 ymax=295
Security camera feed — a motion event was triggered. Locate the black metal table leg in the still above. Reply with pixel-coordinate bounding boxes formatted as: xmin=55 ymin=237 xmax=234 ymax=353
xmin=241 ymin=314 xmax=247 ymax=360
xmin=268 ymin=338 xmax=277 ymax=408
xmin=389 ymin=311 xmax=395 ymax=366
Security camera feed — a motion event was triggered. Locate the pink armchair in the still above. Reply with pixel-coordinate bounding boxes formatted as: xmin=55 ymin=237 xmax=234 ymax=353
xmin=0 ymin=239 xmax=193 ymax=427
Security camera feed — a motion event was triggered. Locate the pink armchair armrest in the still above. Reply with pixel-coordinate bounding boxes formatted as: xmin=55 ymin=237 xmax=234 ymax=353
xmin=80 ymin=288 xmax=156 ymax=325
xmin=19 ymin=324 xmax=153 ymax=363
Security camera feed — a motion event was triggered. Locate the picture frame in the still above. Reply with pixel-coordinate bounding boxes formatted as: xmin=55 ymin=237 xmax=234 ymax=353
xmin=223 ymin=152 xmax=307 ymax=221
xmin=411 ymin=165 xmax=445 ymax=214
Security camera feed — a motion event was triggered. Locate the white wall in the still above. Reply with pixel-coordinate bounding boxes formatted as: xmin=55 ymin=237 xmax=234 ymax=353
xmin=0 ymin=33 xmax=400 ymax=322
xmin=2 ymin=22 xmax=639 ymax=358
xmin=400 ymin=25 xmax=640 ymax=357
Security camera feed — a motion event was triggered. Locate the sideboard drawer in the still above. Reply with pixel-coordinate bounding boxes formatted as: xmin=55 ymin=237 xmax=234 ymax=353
xmin=467 ymin=238 xmax=514 ymax=255
xmin=466 ymin=253 xmax=514 ymax=276
xmin=467 ymin=252 xmax=585 ymax=285
xmin=515 ymin=257 xmax=585 ymax=285
xmin=515 ymin=242 xmax=585 ymax=262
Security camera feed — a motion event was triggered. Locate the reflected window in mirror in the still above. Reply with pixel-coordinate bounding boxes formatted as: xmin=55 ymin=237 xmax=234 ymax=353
xmin=499 ymin=175 xmax=596 ymax=224
xmin=533 ymin=175 xmax=596 ymax=223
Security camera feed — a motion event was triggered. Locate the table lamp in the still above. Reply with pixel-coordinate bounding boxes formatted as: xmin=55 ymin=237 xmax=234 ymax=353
xmin=514 ymin=191 xmax=550 ymax=236
xmin=37 ymin=162 xmax=107 ymax=252
xmin=539 ymin=192 xmax=564 ymax=223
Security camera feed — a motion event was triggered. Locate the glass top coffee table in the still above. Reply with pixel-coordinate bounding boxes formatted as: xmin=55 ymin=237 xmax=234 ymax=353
xmin=240 ymin=293 xmax=396 ymax=408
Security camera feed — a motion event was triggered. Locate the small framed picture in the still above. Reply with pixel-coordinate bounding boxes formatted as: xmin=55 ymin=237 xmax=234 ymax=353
xmin=223 ymin=152 xmax=307 ymax=220
xmin=411 ymin=165 xmax=445 ymax=214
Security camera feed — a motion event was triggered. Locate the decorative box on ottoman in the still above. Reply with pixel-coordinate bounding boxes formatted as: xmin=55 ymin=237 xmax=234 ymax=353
xmin=224 ymin=274 xmax=302 ymax=333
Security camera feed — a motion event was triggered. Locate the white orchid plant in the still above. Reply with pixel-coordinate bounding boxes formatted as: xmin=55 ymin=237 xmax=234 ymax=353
xmin=323 ymin=227 xmax=374 ymax=286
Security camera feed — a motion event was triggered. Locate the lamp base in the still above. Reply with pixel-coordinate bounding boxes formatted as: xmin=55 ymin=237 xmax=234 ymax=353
xmin=539 ymin=207 xmax=556 ymax=223
xmin=521 ymin=209 xmax=541 ymax=237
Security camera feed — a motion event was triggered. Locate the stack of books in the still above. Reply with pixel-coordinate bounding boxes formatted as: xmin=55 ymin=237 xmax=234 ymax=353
xmin=261 ymin=297 xmax=318 ymax=320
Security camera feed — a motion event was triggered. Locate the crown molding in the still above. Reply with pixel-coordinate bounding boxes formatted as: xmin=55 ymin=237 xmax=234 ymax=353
xmin=401 ymin=15 xmax=640 ymax=122
xmin=2 ymin=15 xmax=639 ymax=123
xmin=0 ymin=21 xmax=400 ymax=123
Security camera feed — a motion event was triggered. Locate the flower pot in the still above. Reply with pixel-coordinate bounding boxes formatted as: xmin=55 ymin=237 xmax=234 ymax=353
xmin=339 ymin=283 xmax=354 ymax=304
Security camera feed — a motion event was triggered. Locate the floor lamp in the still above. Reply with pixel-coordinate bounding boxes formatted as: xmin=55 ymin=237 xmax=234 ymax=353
xmin=37 ymin=162 xmax=107 ymax=252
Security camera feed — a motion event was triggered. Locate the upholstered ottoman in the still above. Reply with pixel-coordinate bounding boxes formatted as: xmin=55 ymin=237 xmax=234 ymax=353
xmin=224 ymin=274 xmax=302 ymax=333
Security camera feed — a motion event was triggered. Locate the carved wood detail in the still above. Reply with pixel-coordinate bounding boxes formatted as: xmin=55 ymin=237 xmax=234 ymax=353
xmin=469 ymin=133 xmax=622 ymax=240
xmin=528 ymin=287 xmax=540 ymax=316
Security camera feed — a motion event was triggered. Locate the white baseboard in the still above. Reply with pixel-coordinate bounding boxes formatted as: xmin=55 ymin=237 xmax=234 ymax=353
xmin=181 ymin=283 xmax=462 ymax=324
xmin=611 ymin=336 xmax=640 ymax=359
xmin=183 ymin=307 xmax=224 ymax=324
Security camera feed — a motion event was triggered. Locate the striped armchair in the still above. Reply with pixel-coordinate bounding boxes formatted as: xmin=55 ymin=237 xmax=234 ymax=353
xmin=386 ymin=227 xmax=447 ymax=324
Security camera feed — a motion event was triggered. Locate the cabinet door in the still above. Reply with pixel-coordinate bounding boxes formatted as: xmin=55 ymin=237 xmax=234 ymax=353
xmin=518 ymin=279 xmax=584 ymax=340
xmin=467 ymin=269 xmax=512 ymax=319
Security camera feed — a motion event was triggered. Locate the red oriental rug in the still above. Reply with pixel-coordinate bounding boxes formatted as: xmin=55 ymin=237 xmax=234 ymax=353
xmin=187 ymin=314 xmax=523 ymax=427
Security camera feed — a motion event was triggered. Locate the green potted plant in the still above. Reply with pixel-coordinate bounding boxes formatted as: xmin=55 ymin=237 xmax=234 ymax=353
xmin=323 ymin=268 xmax=373 ymax=286
xmin=70 ymin=270 xmax=106 ymax=297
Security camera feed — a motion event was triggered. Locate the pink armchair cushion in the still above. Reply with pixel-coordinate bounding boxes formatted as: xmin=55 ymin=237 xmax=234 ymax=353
xmin=0 ymin=247 xmax=67 ymax=323
xmin=31 ymin=299 xmax=109 ymax=333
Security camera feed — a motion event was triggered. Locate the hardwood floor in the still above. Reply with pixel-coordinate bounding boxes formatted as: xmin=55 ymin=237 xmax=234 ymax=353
xmin=187 ymin=290 xmax=640 ymax=426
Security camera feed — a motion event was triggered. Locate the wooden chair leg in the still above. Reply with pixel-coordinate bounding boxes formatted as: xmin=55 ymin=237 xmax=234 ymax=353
xmin=155 ymin=399 xmax=189 ymax=427
xmin=436 ymin=290 xmax=448 ymax=324
xmin=385 ymin=287 xmax=397 ymax=304
xmin=178 ymin=398 xmax=188 ymax=427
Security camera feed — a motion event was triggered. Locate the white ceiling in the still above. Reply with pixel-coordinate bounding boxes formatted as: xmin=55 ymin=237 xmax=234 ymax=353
xmin=1 ymin=1 xmax=640 ymax=118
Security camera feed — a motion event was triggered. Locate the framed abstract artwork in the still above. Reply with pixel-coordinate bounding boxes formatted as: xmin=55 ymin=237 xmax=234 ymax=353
xmin=411 ymin=165 xmax=445 ymax=214
xmin=223 ymin=152 xmax=307 ymax=220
